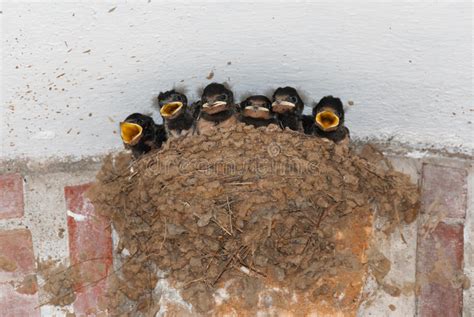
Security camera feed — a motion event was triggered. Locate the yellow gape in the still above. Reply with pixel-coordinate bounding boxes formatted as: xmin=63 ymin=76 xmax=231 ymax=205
xmin=160 ymin=102 xmax=183 ymax=117
xmin=316 ymin=110 xmax=340 ymax=132
xmin=120 ymin=122 xmax=143 ymax=145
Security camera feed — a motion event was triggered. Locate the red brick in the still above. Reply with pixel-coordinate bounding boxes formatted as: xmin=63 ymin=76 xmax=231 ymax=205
xmin=421 ymin=164 xmax=467 ymax=219
xmin=0 ymin=229 xmax=39 ymax=317
xmin=65 ymin=184 xmax=113 ymax=316
xmin=416 ymin=164 xmax=467 ymax=317
xmin=0 ymin=229 xmax=35 ymax=282
xmin=416 ymin=222 xmax=463 ymax=317
xmin=0 ymin=173 xmax=24 ymax=220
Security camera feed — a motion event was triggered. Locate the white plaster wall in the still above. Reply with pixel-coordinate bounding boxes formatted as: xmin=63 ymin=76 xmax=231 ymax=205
xmin=1 ymin=1 xmax=472 ymax=160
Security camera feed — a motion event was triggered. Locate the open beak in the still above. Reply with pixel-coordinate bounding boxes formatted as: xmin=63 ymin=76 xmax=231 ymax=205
xmin=201 ymin=101 xmax=228 ymax=114
xmin=271 ymin=101 xmax=295 ymax=113
xmin=243 ymin=105 xmax=271 ymax=119
xmin=120 ymin=122 xmax=143 ymax=145
xmin=160 ymin=102 xmax=183 ymax=118
xmin=315 ymin=110 xmax=340 ymax=132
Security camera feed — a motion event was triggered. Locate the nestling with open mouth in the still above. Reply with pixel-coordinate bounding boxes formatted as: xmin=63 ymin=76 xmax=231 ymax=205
xmin=271 ymin=86 xmax=305 ymax=131
xmin=195 ymin=82 xmax=238 ymax=133
xmin=158 ymin=89 xmax=198 ymax=138
xmin=238 ymin=95 xmax=278 ymax=128
xmin=119 ymin=113 xmax=167 ymax=158
xmin=311 ymin=96 xmax=349 ymax=143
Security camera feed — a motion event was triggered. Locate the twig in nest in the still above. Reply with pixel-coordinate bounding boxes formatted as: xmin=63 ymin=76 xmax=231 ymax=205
xmin=216 ymin=199 xmax=237 ymax=208
xmin=235 ymin=245 xmax=247 ymax=261
xmin=133 ymin=210 xmax=151 ymax=227
xmin=303 ymin=213 xmax=318 ymax=227
xmin=338 ymin=211 xmax=353 ymax=218
xmin=295 ymin=236 xmax=314 ymax=270
xmin=103 ymin=174 xmax=123 ymax=184
xmin=212 ymin=253 xmax=236 ymax=286
xmin=237 ymin=245 xmax=251 ymax=262
xmin=211 ymin=218 xmax=232 ymax=236
xmin=228 ymin=182 xmax=254 ymax=186
xmin=236 ymin=260 xmax=267 ymax=278
xmin=316 ymin=209 xmax=326 ymax=228
xmin=128 ymin=171 xmax=139 ymax=181
xmin=324 ymin=192 xmax=339 ymax=203
xmin=182 ymin=277 xmax=206 ymax=288
xmin=205 ymin=258 xmax=214 ymax=271
xmin=226 ymin=196 xmax=233 ymax=235
xmin=361 ymin=164 xmax=384 ymax=179
xmin=159 ymin=218 xmax=167 ymax=251
xmin=317 ymin=204 xmax=338 ymax=228
xmin=147 ymin=263 xmax=154 ymax=311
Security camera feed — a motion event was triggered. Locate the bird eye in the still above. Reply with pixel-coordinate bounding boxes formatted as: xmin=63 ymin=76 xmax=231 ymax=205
xmin=219 ymin=94 xmax=228 ymax=101
xmin=175 ymin=95 xmax=182 ymax=102
xmin=289 ymin=96 xmax=297 ymax=104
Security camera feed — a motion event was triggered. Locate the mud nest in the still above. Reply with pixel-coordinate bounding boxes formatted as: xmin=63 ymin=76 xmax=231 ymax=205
xmin=88 ymin=123 xmax=419 ymax=315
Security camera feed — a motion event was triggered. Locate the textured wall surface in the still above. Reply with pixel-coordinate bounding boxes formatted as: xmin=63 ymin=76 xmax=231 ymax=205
xmin=1 ymin=1 xmax=472 ymax=160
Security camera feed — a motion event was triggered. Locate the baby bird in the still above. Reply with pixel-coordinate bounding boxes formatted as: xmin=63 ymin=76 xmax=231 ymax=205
xmin=312 ymin=96 xmax=349 ymax=143
xmin=271 ymin=87 xmax=304 ymax=131
xmin=119 ymin=113 xmax=167 ymax=158
xmin=196 ymin=83 xmax=238 ymax=133
xmin=238 ymin=95 xmax=278 ymax=128
xmin=158 ymin=89 xmax=197 ymax=138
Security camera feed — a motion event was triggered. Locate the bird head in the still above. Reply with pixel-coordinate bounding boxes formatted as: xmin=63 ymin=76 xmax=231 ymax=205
xmin=119 ymin=113 xmax=155 ymax=146
xmin=313 ymin=96 xmax=344 ymax=132
xmin=158 ymin=90 xmax=188 ymax=120
xmin=200 ymin=83 xmax=234 ymax=115
xmin=271 ymin=87 xmax=304 ymax=115
xmin=240 ymin=95 xmax=273 ymax=120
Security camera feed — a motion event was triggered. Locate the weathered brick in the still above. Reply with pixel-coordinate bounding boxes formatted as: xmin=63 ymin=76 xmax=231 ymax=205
xmin=0 ymin=229 xmax=35 ymax=281
xmin=0 ymin=229 xmax=39 ymax=317
xmin=0 ymin=173 xmax=24 ymax=220
xmin=416 ymin=222 xmax=464 ymax=317
xmin=421 ymin=164 xmax=467 ymax=219
xmin=416 ymin=163 xmax=467 ymax=317
xmin=65 ymin=184 xmax=113 ymax=316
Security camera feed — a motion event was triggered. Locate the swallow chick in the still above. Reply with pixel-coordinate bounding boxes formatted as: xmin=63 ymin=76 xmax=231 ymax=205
xmin=238 ymin=95 xmax=278 ymax=128
xmin=271 ymin=87 xmax=304 ymax=131
xmin=158 ymin=89 xmax=196 ymax=138
xmin=312 ymin=96 xmax=349 ymax=143
xmin=119 ymin=113 xmax=167 ymax=158
xmin=196 ymin=82 xmax=238 ymax=133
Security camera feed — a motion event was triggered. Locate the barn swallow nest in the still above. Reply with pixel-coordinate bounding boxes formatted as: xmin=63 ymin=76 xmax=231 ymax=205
xmin=88 ymin=123 xmax=419 ymax=316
